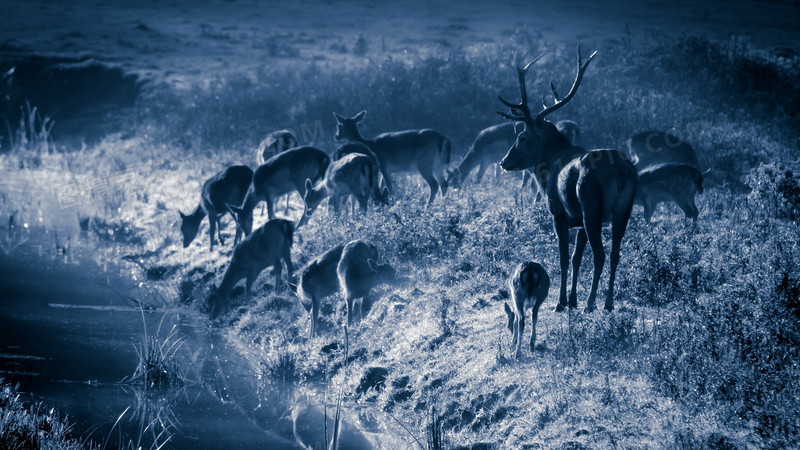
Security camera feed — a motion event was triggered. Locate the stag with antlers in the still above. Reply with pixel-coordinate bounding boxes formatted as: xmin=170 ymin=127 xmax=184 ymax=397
xmin=499 ymin=47 xmax=638 ymax=312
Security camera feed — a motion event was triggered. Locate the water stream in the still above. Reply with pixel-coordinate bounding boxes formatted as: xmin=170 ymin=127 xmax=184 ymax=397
xmin=0 ymin=231 xmax=300 ymax=448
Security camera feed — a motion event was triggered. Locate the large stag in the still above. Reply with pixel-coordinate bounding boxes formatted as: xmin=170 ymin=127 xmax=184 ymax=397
xmin=498 ymin=48 xmax=638 ymax=312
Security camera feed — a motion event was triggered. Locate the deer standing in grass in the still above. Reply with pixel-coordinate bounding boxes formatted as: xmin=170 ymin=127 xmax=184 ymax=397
xmin=503 ymin=261 xmax=550 ymax=358
xmin=208 ymin=218 xmax=294 ymax=319
xmin=180 ymin=165 xmax=253 ymax=251
xmin=499 ymin=48 xmax=638 ymax=312
xmin=301 ymin=153 xmax=376 ymax=225
xmin=230 ymin=146 xmax=329 ymax=235
xmin=622 ymin=131 xmax=707 ymax=222
xmin=333 ymin=111 xmax=452 ymax=205
xmin=256 ymin=129 xmax=299 ymax=215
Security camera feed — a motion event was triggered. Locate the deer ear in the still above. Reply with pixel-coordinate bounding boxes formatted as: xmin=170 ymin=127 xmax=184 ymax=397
xmin=305 ymin=178 xmax=313 ymax=192
xmin=179 ymin=211 xmax=187 ymax=219
xmin=333 ymin=112 xmax=344 ymax=123
xmin=355 ymin=110 xmax=366 ymax=122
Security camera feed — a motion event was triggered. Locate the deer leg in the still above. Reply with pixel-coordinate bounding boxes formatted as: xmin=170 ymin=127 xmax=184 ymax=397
xmin=356 ymin=191 xmax=369 ymax=214
xmin=208 ymin=216 xmax=217 ymax=251
xmin=569 ymin=229 xmax=588 ymax=309
xmin=514 ymin=312 xmax=523 ymax=358
xmin=520 ymin=170 xmax=531 ymax=189
xmin=584 ymin=214 xmax=606 ymax=313
xmin=419 ymin=170 xmax=440 ymax=206
xmin=642 ymin=200 xmax=655 ymax=224
xmin=245 ymin=269 xmax=256 ymax=300
xmin=434 ymin=168 xmax=448 ymax=198
xmin=380 ymin=164 xmax=394 ymax=196
xmin=475 ymin=162 xmax=488 ymax=184
xmin=607 ymin=207 xmax=633 ymax=311
xmin=216 ymin=215 xmax=226 ymax=246
xmin=272 ymin=262 xmax=283 ymax=291
xmin=266 ymin=197 xmax=275 ymax=221
xmin=554 ymin=217 xmax=571 ymax=312
xmin=233 ymin=220 xmax=243 ymax=246
xmin=310 ymin=295 xmax=320 ymax=338
xmin=345 ymin=294 xmax=355 ymax=325
xmin=530 ymin=297 xmax=544 ymax=352
xmin=677 ymin=197 xmax=699 ymax=221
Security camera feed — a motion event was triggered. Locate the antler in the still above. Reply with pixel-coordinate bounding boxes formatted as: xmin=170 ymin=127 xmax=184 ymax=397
xmin=498 ymin=51 xmax=546 ymax=123
xmin=537 ymin=45 xmax=597 ymax=120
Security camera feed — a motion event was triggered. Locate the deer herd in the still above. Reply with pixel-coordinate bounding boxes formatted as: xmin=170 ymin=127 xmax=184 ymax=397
xmin=179 ymin=47 xmax=707 ymax=355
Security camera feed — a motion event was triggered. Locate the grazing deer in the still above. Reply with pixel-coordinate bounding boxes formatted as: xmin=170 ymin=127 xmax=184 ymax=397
xmin=256 ymin=129 xmax=298 ymax=165
xmin=180 ymin=165 xmax=253 ymax=251
xmin=292 ymin=243 xmax=346 ymax=337
xmin=337 ymin=240 xmax=399 ymax=327
xmin=622 ymin=131 xmax=707 ymax=222
xmin=301 ymin=153 xmax=375 ymax=225
xmin=208 ymin=219 xmax=294 ymax=319
xmin=503 ymin=261 xmax=550 ymax=358
xmin=292 ymin=240 xmax=399 ymax=336
xmin=333 ymin=111 xmax=452 ymax=205
xmin=230 ymin=146 xmax=329 ymax=235
xmin=332 ymin=142 xmax=390 ymax=205
xmin=447 ymin=121 xmax=579 ymax=201
xmin=636 ymin=163 xmax=707 ymax=223
xmin=621 ymin=131 xmax=701 ymax=171
xmin=499 ymin=48 xmax=638 ymax=312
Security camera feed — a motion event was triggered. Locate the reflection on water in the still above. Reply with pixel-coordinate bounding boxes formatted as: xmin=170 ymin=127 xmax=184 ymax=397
xmin=0 ymin=232 xmax=301 ymax=448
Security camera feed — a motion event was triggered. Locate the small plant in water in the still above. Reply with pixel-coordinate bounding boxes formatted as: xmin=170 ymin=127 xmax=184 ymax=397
xmin=126 ymin=311 xmax=185 ymax=389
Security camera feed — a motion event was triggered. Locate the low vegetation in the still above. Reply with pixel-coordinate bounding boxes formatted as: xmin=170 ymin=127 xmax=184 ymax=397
xmin=0 ymin=379 xmax=85 ymax=450
xmin=2 ymin=31 xmax=799 ymax=447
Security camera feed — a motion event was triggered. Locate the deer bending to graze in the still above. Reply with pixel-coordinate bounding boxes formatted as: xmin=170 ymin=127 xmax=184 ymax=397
xmin=636 ymin=163 xmax=707 ymax=223
xmin=180 ymin=165 xmax=253 ymax=251
xmin=332 ymin=142 xmax=390 ymax=206
xmin=256 ymin=129 xmax=298 ymax=166
xmin=499 ymin=47 xmax=638 ymax=312
xmin=622 ymin=131 xmax=707 ymax=222
xmin=208 ymin=219 xmax=294 ymax=319
xmin=291 ymin=240 xmax=400 ymax=337
xmin=292 ymin=243 xmax=346 ymax=338
xmin=337 ymin=240 xmax=399 ymax=327
xmin=503 ymin=261 xmax=550 ymax=358
xmin=230 ymin=146 xmax=329 ymax=235
xmin=333 ymin=111 xmax=452 ymax=205
xmin=448 ymin=120 xmax=579 ymax=203
xmin=301 ymin=153 xmax=375 ymax=225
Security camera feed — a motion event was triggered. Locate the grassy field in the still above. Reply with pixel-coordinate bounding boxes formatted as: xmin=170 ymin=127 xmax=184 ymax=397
xmin=2 ymin=31 xmax=800 ymax=448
